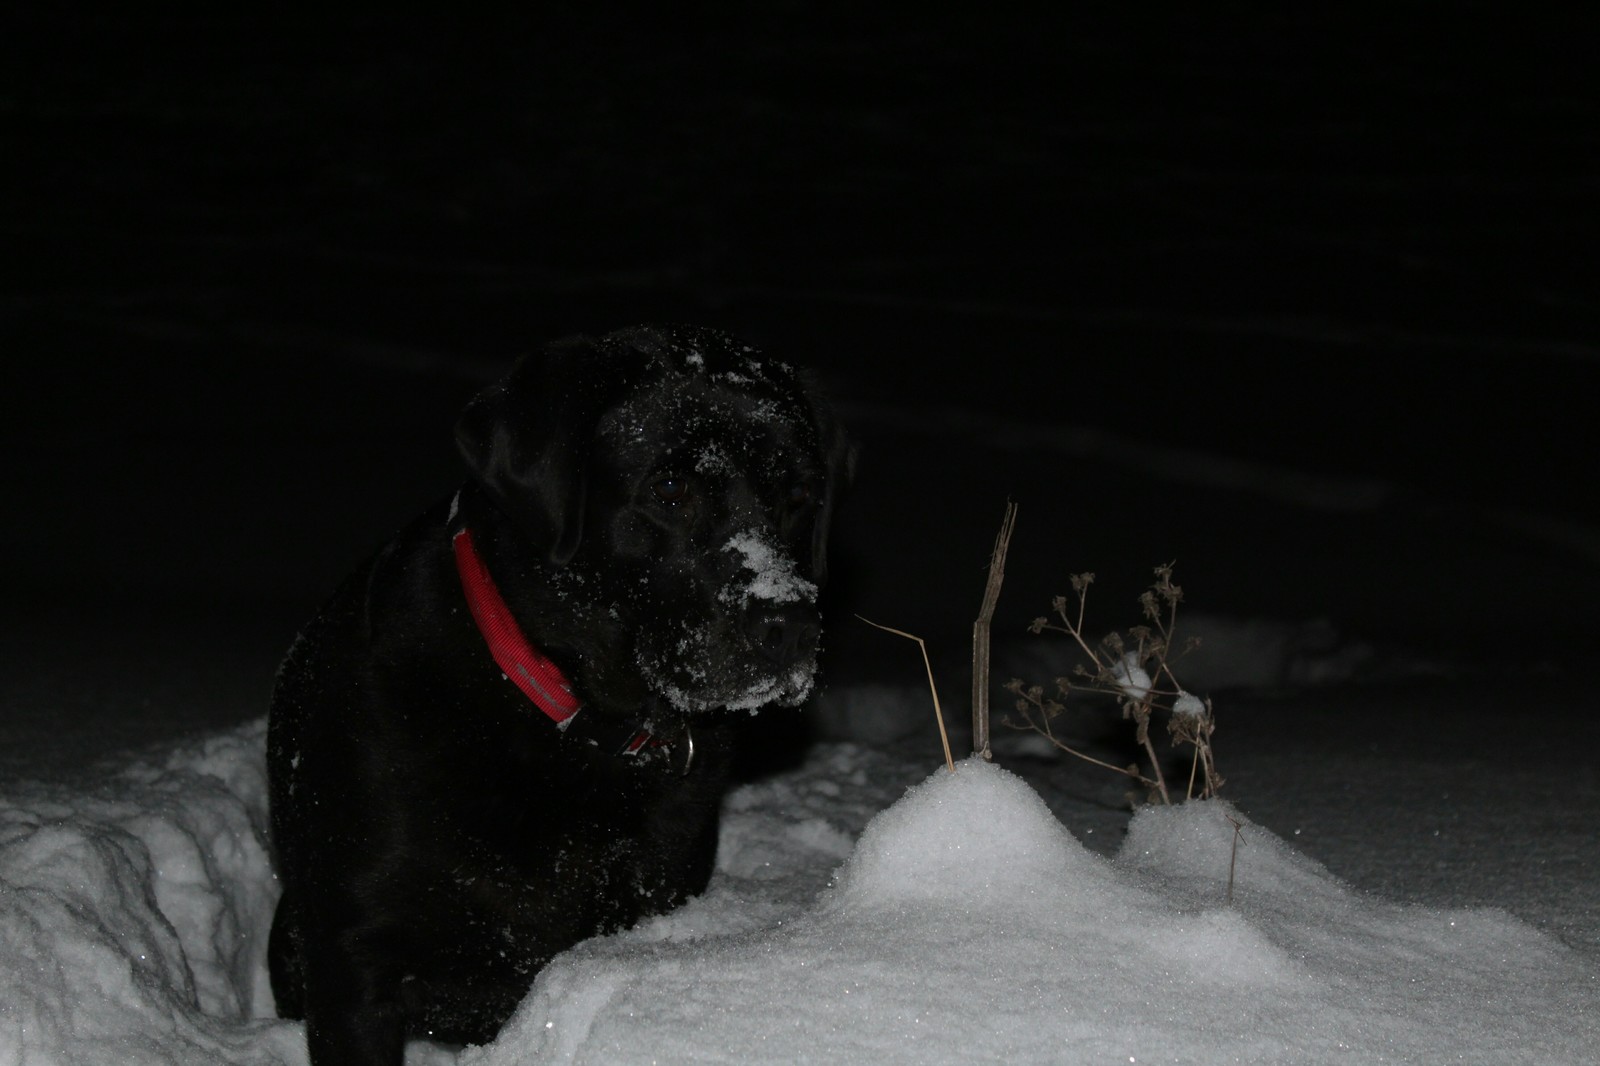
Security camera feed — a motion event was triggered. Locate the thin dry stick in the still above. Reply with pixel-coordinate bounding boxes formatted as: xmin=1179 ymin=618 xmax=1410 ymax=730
xmin=1135 ymin=717 xmax=1171 ymax=806
xmin=1013 ymin=705 xmax=1160 ymax=786
xmin=858 ymin=616 xmax=956 ymax=772
xmin=971 ymin=500 xmax=1018 ymax=762
xmin=1225 ymin=814 xmax=1246 ymax=904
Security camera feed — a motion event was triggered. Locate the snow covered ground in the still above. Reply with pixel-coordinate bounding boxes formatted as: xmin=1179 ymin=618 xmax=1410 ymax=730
xmin=3 ymin=668 xmax=1596 ymax=1065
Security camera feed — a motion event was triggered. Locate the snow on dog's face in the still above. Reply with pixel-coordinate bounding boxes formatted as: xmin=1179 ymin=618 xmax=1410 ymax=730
xmin=457 ymin=324 xmax=849 ymax=717
xmin=589 ymin=338 xmax=831 ymax=713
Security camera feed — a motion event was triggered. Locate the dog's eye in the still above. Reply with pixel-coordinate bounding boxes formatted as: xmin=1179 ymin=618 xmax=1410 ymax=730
xmin=652 ymin=477 xmax=689 ymax=505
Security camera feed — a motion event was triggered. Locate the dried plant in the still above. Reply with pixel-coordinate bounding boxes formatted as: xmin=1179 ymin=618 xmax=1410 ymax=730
xmin=858 ymin=616 xmax=956 ymax=773
xmin=1003 ymin=563 xmax=1222 ymax=805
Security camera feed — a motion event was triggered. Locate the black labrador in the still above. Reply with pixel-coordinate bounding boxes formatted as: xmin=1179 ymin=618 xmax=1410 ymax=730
xmin=266 ymin=325 xmax=850 ymax=1065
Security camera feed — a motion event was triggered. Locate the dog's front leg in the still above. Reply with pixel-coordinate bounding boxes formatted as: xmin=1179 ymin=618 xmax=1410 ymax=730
xmin=301 ymin=950 xmax=406 ymax=1066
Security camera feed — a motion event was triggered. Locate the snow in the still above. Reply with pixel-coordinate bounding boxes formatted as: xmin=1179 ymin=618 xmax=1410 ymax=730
xmin=0 ymin=721 xmax=300 ymax=1065
xmin=634 ymin=615 xmax=819 ymax=716
xmin=3 ymin=708 xmax=1595 ymax=1065
xmin=628 ymin=529 xmax=820 ymax=715
xmin=721 ymin=529 xmax=818 ymax=607
xmin=1111 ymin=650 xmax=1153 ymax=700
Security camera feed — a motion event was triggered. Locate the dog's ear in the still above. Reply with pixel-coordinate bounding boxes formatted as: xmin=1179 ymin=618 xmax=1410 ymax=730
xmin=456 ymin=337 xmax=611 ymax=566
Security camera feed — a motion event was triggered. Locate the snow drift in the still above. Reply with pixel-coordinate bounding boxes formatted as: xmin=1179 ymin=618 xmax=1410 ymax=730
xmin=1 ymin=717 xmax=1595 ymax=1065
xmin=468 ymin=756 xmax=1596 ymax=1065
xmin=0 ymin=720 xmax=303 ymax=1065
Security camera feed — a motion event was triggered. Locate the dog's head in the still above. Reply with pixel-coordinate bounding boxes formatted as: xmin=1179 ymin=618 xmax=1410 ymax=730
xmin=456 ymin=325 xmax=852 ymax=716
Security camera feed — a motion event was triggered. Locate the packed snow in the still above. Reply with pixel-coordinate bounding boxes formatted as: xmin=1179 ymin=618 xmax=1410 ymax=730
xmin=2 ymin=699 xmax=1594 ymax=1065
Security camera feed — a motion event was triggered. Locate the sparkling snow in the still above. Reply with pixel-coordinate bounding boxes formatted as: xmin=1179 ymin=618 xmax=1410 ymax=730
xmin=2 ymin=709 xmax=1594 ymax=1065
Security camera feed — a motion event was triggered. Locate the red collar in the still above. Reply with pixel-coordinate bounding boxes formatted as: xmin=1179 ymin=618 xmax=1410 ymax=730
xmin=452 ymin=521 xmax=689 ymax=767
xmin=453 ymin=525 xmax=584 ymax=726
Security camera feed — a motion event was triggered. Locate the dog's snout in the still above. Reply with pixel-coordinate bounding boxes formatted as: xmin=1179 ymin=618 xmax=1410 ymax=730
xmin=750 ymin=612 xmax=820 ymax=667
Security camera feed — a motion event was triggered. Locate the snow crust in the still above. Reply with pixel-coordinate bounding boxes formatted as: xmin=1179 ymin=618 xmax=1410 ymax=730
xmin=1 ymin=719 xmax=1595 ymax=1065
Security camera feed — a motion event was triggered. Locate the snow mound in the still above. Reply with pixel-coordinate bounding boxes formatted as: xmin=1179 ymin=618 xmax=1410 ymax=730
xmin=464 ymin=758 xmax=1598 ymax=1065
xmin=3 ymin=727 xmax=1595 ymax=1065
xmin=828 ymin=756 xmax=1109 ymax=904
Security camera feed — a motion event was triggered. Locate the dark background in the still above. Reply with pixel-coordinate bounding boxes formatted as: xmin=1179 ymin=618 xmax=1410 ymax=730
xmin=3 ymin=9 xmax=1597 ymax=768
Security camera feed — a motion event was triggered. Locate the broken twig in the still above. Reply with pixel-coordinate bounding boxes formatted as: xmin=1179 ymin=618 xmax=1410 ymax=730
xmin=972 ymin=500 xmax=1018 ymax=761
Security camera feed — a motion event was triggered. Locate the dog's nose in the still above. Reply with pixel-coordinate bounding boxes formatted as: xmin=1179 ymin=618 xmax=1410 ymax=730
xmin=749 ymin=613 xmax=820 ymax=666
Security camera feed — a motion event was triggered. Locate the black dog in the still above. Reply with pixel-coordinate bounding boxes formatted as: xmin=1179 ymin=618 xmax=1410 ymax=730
xmin=266 ymin=325 xmax=850 ymax=1065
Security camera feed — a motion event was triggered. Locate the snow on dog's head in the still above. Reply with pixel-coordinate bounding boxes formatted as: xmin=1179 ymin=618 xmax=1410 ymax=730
xmin=634 ymin=529 xmax=822 ymax=715
xmin=552 ymin=329 xmax=843 ymax=718
xmin=720 ymin=529 xmax=818 ymax=608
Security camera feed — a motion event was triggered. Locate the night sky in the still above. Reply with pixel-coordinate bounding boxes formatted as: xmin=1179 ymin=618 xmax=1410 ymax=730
xmin=4 ymin=10 xmax=1597 ymax=731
